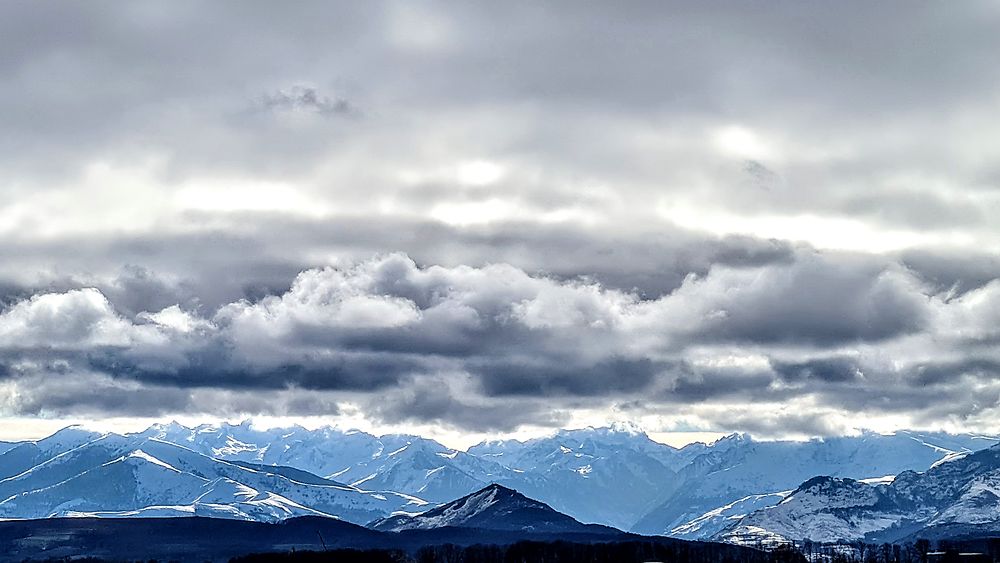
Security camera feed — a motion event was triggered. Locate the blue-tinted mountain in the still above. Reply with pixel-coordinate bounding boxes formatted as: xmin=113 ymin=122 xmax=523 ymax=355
xmin=0 ymin=425 xmax=101 ymax=480
xmin=151 ymin=421 xmax=680 ymax=529
xmin=142 ymin=421 xmax=511 ymax=504
xmin=370 ymin=483 xmax=619 ymax=535
xmin=632 ymin=431 xmax=997 ymax=538
xmin=0 ymin=432 xmax=424 ymax=523
xmin=0 ymin=421 xmax=994 ymax=538
xmin=466 ymin=425 xmax=684 ymax=528
xmin=717 ymin=442 xmax=1000 ymax=544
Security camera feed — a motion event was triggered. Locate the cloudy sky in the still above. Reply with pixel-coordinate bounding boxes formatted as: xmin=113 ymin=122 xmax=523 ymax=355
xmin=2 ymin=1 xmax=1000 ymax=447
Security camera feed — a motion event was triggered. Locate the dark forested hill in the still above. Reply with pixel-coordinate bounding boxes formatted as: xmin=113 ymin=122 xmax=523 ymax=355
xmin=0 ymin=515 xmax=802 ymax=563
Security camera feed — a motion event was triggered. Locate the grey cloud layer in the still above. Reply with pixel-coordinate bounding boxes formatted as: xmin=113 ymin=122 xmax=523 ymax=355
xmin=1 ymin=253 xmax=999 ymax=434
xmin=3 ymin=1 xmax=1000 ymax=237
xmin=2 ymin=2 xmax=1000 ymax=436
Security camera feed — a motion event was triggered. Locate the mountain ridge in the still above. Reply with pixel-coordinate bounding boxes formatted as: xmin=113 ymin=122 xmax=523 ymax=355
xmin=370 ymin=483 xmax=620 ymax=535
xmin=716 ymin=441 xmax=1000 ymax=545
xmin=0 ymin=421 xmax=994 ymax=537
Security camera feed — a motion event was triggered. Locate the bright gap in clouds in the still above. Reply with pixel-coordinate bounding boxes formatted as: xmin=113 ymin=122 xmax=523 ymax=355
xmin=430 ymin=198 xmax=520 ymax=225
xmin=0 ymin=415 xmax=725 ymax=451
xmin=712 ymin=125 xmax=775 ymax=161
xmin=657 ymin=201 xmax=980 ymax=254
xmin=455 ymin=160 xmax=505 ymax=186
xmin=174 ymin=181 xmax=327 ymax=215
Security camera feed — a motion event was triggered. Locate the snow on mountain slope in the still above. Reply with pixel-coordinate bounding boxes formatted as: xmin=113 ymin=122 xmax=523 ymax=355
xmin=369 ymin=483 xmax=618 ymax=535
xmin=669 ymin=490 xmax=791 ymax=540
xmin=717 ymin=477 xmax=907 ymax=545
xmin=123 ymin=438 xmax=428 ymax=524
xmin=717 ymin=443 xmax=1000 ymax=544
xmin=0 ymin=433 xmax=136 ymax=501
xmin=470 ymin=424 xmax=687 ymax=472
xmin=144 ymin=422 xmax=556 ymax=520
xmin=0 ymin=426 xmax=102 ymax=481
xmin=632 ymin=431 xmax=997 ymax=537
xmin=466 ymin=426 xmax=682 ymax=529
xmin=127 ymin=421 xmax=997 ymax=533
xmin=0 ymin=448 xmax=211 ymax=518
xmin=345 ymin=441 xmax=486 ymax=502
xmin=0 ymin=433 xmax=423 ymax=524
xmin=61 ymin=475 xmax=338 ymax=522
xmin=930 ymin=472 xmax=1000 ymax=525
xmin=4 ymin=422 xmax=994 ymax=534
xmin=144 ymin=422 xmax=498 ymax=506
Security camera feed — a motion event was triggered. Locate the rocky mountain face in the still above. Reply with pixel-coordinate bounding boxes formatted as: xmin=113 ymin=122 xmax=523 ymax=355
xmin=370 ymin=483 xmax=617 ymax=534
xmin=717 ymin=443 xmax=1000 ymax=545
xmin=631 ymin=431 xmax=996 ymax=538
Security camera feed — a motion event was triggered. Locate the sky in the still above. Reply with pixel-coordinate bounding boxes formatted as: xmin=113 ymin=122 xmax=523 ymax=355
xmin=1 ymin=1 xmax=1000 ymax=448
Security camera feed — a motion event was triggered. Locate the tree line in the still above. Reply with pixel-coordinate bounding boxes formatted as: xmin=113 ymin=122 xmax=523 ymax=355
xmin=229 ymin=539 xmax=807 ymax=563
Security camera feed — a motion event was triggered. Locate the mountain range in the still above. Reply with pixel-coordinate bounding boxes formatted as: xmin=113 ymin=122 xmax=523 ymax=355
xmin=0 ymin=484 xmax=617 ymax=561
xmin=718 ymin=442 xmax=1000 ymax=545
xmin=370 ymin=483 xmax=618 ymax=534
xmin=0 ymin=421 xmax=995 ymax=546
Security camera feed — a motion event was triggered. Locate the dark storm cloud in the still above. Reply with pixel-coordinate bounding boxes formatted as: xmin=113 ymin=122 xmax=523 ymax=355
xmin=86 ymin=350 xmax=420 ymax=392
xmin=365 ymin=382 xmax=570 ymax=432
xmin=5 ymin=370 xmax=346 ymax=418
xmin=0 ymin=251 xmax=997 ymax=432
xmin=473 ymin=357 xmax=660 ymax=397
xmin=908 ymin=359 xmax=1000 ymax=387
xmin=103 ymin=265 xmax=199 ymax=317
xmin=664 ymin=364 xmax=778 ymax=403
xmin=0 ymin=283 xmax=33 ymax=310
xmin=0 ymin=217 xmax=797 ymax=313
xmin=7 ymin=372 xmax=194 ymax=417
xmin=677 ymin=254 xmax=931 ymax=346
xmin=900 ymin=250 xmax=1000 ymax=296
xmin=0 ymin=255 xmax=968 ymax=392
xmin=707 ymin=410 xmax=859 ymax=440
xmin=772 ymin=357 xmax=864 ymax=384
xmin=810 ymin=378 xmax=988 ymax=419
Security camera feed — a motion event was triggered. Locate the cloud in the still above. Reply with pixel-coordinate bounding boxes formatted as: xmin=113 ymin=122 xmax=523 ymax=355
xmin=0 ymin=252 xmax=994 ymax=434
xmin=1 ymin=2 xmax=1000 ymax=436
xmin=0 ymin=289 xmax=138 ymax=349
xmin=362 ymin=376 xmax=570 ymax=432
xmin=0 ymin=217 xmax=798 ymax=316
xmin=653 ymin=254 xmax=931 ymax=346
xmin=3 ymin=372 xmax=193 ymax=417
xmin=663 ymin=362 xmax=778 ymax=403
xmin=3 ymin=1 xmax=1000 ymax=252
xmin=772 ymin=357 xmax=864 ymax=384
xmin=254 ymin=85 xmax=359 ymax=117
xmin=0 ymin=370 xmax=347 ymax=418
xmin=473 ymin=357 xmax=660 ymax=397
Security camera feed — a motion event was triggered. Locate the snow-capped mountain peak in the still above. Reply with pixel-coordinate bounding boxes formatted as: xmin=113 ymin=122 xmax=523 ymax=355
xmin=369 ymin=483 xmax=617 ymax=534
xmin=0 ymin=421 xmax=996 ymax=539
xmin=717 ymin=441 xmax=1000 ymax=545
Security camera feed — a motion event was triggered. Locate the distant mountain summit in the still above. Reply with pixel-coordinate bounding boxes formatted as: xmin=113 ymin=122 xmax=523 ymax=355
xmin=370 ymin=483 xmax=618 ymax=535
xmin=632 ymin=430 xmax=997 ymax=538
xmin=717 ymin=442 xmax=1000 ymax=545
xmin=0 ymin=421 xmax=995 ymax=537
xmin=0 ymin=433 xmax=423 ymax=523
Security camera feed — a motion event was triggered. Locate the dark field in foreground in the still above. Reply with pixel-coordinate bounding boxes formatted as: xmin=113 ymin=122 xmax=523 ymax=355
xmin=0 ymin=516 xmax=801 ymax=563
